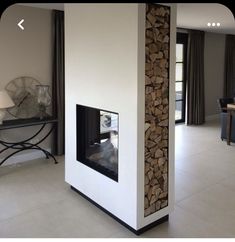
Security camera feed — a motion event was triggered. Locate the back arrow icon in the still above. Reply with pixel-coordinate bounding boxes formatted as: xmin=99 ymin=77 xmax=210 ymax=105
xmin=18 ymin=19 xmax=24 ymax=30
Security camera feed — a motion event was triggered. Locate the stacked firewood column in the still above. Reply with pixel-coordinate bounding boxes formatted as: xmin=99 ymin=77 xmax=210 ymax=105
xmin=144 ymin=4 xmax=170 ymax=217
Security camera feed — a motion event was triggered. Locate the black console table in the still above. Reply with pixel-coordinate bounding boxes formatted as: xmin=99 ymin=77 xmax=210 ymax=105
xmin=0 ymin=117 xmax=58 ymax=166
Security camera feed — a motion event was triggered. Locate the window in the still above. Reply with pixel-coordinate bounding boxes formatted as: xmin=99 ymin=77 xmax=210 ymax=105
xmin=175 ymin=33 xmax=188 ymax=123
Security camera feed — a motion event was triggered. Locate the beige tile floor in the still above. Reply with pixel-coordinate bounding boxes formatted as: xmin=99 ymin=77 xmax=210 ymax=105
xmin=0 ymin=119 xmax=235 ymax=237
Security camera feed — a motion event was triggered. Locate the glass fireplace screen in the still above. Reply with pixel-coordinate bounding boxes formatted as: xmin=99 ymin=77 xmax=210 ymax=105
xmin=76 ymin=105 xmax=118 ymax=181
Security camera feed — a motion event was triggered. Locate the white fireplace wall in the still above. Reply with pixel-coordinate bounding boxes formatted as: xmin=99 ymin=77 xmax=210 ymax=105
xmin=65 ymin=3 xmax=142 ymax=229
xmin=65 ymin=3 xmax=176 ymax=230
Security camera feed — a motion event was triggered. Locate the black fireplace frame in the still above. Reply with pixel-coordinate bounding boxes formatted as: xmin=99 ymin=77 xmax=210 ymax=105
xmin=76 ymin=104 xmax=119 ymax=182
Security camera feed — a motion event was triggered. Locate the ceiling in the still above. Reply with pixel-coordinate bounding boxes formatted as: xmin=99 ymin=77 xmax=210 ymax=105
xmin=20 ymin=3 xmax=64 ymax=11
xmin=177 ymin=3 xmax=235 ymax=35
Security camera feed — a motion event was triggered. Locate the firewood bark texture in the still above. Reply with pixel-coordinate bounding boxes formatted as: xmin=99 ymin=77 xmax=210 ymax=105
xmin=144 ymin=3 xmax=170 ymax=217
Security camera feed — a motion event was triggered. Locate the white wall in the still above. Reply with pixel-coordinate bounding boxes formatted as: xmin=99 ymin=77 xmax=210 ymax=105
xmin=65 ymin=3 xmax=141 ymax=229
xmin=0 ymin=5 xmax=53 ymax=164
xmin=165 ymin=1 xmax=176 ymax=221
xmin=65 ymin=3 xmax=176 ymax=230
xmin=0 ymin=5 xmax=52 ymax=87
xmin=204 ymin=32 xmax=225 ymax=117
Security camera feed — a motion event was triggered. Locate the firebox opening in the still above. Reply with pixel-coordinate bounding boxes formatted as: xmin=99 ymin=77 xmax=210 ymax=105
xmin=76 ymin=104 xmax=119 ymax=182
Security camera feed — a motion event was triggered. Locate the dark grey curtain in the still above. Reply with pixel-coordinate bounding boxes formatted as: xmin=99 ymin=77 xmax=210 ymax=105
xmin=224 ymin=35 xmax=235 ymax=97
xmin=52 ymin=10 xmax=65 ymax=155
xmin=186 ymin=30 xmax=205 ymax=125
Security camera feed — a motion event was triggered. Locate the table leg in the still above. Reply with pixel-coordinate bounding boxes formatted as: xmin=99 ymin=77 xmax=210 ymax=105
xmin=0 ymin=123 xmax=57 ymax=166
xmin=227 ymin=111 xmax=232 ymax=145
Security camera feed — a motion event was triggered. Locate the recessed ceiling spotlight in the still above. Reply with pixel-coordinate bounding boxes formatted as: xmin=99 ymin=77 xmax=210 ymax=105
xmin=212 ymin=23 xmax=216 ymax=26
xmin=217 ymin=23 xmax=221 ymax=26
xmin=207 ymin=23 xmax=211 ymax=26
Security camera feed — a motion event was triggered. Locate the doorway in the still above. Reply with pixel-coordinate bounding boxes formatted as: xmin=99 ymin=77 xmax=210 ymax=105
xmin=175 ymin=32 xmax=188 ymax=123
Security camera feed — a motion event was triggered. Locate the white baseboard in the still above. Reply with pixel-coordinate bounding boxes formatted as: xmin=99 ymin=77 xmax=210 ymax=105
xmin=205 ymin=114 xmax=220 ymax=122
xmin=0 ymin=148 xmax=51 ymax=167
